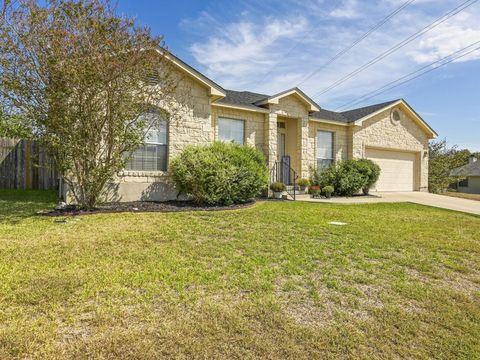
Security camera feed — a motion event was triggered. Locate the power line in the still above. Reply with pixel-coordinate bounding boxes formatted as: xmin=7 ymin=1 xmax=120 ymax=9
xmin=310 ymin=0 xmax=479 ymax=100
xmin=296 ymin=0 xmax=415 ymax=87
xmin=334 ymin=40 xmax=480 ymax=111
xmin=251 ymin=0 xmax=344 ymax=88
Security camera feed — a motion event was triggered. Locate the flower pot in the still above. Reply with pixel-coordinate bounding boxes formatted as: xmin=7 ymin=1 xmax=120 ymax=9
xmin=272 ymin=191 xmax=283 ymax=199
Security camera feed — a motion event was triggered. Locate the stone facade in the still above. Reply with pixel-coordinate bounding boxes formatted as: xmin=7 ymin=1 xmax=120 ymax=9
xmin=70 ymin=62 xmax=434 ymax=203
xmin=211 ymin=106 xmax=266 ymax=155
xmin=271 ymin=95 xmax=310 ymax=178
xmin=106 ymin=71 xmax=214 ymax=202
xmin=351 ymin=106 xmax=430 ymax=191
xmin=308 ymin=121 xmax=349 ymax=170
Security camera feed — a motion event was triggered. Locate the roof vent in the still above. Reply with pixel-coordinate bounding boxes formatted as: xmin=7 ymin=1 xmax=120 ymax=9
xmin=391 ymin=109 xmax=401 ymax=125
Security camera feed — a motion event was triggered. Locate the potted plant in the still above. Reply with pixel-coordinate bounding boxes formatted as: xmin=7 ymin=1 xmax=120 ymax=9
xmin=270 ymin=182 xmax=286 ymax=199
xmin=323 ymin=185 xmax=334 ymax=199
xmin=297 ymin=178 xmax=310 ymax=192
xmin=309 ymin=185 xmax=321 ymax=198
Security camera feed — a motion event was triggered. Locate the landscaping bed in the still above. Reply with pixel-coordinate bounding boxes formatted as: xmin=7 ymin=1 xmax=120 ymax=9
xmin=37 ymin=200 xmax=256 ymax=217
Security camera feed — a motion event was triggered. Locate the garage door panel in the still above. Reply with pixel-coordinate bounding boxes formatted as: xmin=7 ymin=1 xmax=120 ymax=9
xmin=366 ymin=148 xmax=416 ymax=192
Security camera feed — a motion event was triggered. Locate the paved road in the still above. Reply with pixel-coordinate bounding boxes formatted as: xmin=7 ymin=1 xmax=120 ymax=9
xmin=297 ymin=192 xmax=480 ymax=215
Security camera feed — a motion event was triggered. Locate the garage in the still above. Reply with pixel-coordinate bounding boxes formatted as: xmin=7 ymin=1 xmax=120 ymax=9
xmin=366 ymin=148 xmax=417 ymax=192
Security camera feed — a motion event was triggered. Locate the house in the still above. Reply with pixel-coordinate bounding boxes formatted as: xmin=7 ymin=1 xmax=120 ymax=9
xmin=93 ymin=51 xmax=438 ymax=202
xmin=450 ymin=156 xmax=480 ymax=194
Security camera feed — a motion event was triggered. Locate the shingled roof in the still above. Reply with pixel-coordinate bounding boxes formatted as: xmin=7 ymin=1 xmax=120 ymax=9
xmin=216 ymin=90 xmax=401 ymax=124
xmin=450 ymin=158 xmax=480 ymax=177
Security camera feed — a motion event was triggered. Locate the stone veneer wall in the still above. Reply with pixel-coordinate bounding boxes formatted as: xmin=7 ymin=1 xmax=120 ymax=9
xmin=211 ymin=106 xmax=267 ymax=156
xmin=112 ymin=74 xmax=214 ymax=202
xmin=351 ymin=106 xmax=430 ymax=191
xmin=270 ymin=95 xmax=310 ymax=178
xmin=307 ymin=122 xmax=349 ymax=171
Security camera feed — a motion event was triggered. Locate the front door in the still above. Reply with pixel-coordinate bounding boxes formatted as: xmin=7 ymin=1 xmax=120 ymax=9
xmin=277 ymin=125 xmax=290 ymax=184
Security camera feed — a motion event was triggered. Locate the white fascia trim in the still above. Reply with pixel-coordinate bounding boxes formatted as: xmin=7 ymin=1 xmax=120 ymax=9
xmin=156 ymin=49 xmax=226 ymax=98
xmin=256 ymin=89 xmax=320 ymax=112
xmin=212 ymin=103 xmax=270 ymax=113
xmin=309 ymin=118 xmax=349 ymax=126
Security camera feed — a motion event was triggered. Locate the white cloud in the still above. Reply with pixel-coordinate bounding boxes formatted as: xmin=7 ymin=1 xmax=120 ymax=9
xmin=329 ymin=0 xmax=362 ymax=19
xmin=182 ymin=1 xmax=480 ymax=107
xmin=408 ymin=17 xmax=480 ymax=64
xmin=188 ymin=16 xmax=307 ymax=88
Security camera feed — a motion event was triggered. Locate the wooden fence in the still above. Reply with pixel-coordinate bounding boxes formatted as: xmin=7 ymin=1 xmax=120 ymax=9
xmin=0 ymin=138 xmax=58 ymax=190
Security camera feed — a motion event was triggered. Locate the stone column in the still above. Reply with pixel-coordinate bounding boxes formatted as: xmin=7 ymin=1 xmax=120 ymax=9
xmin=265 ymin=112 xmax=278 ymax=170
xmin=297 ymin=116 xmax=310 ymax=179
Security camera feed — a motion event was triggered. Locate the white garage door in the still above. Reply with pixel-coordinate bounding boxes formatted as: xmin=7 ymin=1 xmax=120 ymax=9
xmin=366 ymin=148 xmax=417 ymax=192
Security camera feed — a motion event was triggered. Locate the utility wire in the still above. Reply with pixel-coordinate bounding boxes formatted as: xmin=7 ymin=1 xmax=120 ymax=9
xmin=251 ymin=0 xmax=344 ymax=88
xmin=296 ymin=0 xmax=415 ymax=87
xmin=310 ymin=0 xmax=479 ymax=100
xmin=335 ymin=40 xmax=480 ymax=111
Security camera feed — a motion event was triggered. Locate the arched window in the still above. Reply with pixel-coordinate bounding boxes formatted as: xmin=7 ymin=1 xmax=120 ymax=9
xmin=126 ymin=111 xmax=168 ymax=171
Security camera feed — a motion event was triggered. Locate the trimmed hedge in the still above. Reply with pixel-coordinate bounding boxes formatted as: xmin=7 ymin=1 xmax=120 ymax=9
xmin=170 ymin=142 xmax=268 ymax=205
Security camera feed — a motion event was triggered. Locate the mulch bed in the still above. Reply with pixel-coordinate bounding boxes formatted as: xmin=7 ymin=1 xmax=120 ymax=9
xmin=37 ymin=200 xmax=257 ymax=217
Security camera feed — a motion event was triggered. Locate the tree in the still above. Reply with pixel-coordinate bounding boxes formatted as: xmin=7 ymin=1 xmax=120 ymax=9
xmin=0 ymin=108 xmax=32 ymax=138
xmin=0 ymin=0 xmax=178 ymax=208
xmin=428 ymin=139 xmax=471 ymax=193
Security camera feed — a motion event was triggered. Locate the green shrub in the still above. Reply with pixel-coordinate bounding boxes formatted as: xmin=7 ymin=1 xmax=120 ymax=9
xmin=356 ymin=159 xmax=381 ymax=194
xmin=323 ymin=185 xmax=334 ymax=194
xmin=270 ymin=182 xmax=286 ymax=192
xmin=297 ymin=178 xmax=310 ymax=188
xmin=310 ymin=160 xmax=369 ymax=197
xmin=170 ymin=142 xmax=268 ymax=205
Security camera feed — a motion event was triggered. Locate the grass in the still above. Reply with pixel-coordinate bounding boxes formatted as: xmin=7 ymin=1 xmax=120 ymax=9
xmin=0 ymin=189 xmax=479 ymax=359
xmin=443 ymin=191 xmax=480 ymax=202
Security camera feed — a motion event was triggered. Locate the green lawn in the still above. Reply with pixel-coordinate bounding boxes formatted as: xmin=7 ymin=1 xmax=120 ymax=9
xmin=0 ymin=190 xmax=479 ymax=359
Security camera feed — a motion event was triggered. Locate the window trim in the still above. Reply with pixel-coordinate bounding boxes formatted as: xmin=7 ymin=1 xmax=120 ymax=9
xmin=217 ymin=117 xmax=245 ymax=144
xmin=316 ymin=130 xmax=335 ymax=168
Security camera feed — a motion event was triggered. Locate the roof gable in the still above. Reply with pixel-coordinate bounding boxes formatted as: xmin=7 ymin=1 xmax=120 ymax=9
xmin=450 ymin=160 xmax=480 ymax=177
xmin=351 ymin=99 xmax=437 ymax=139
xmin=253 ymin=88 xmax=320 ymax=112
xmin=157 ymin=49 xmax=226 ymax=99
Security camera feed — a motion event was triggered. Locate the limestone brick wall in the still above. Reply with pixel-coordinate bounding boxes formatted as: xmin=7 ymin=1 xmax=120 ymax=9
xmin=352 ymin=107 xmax=430 ymax=191
xmin=113 ymin=73 xmax=214 ymax=202
xmin=307 ymin=122 xmax=349 ymax=171
xmin=270 ymin=95 xmax=310 ymax=178
xmin=211 ymin=106 xmax=267 ymax=156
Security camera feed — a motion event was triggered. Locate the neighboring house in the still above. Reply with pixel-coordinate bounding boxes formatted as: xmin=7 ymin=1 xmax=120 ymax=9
xmin=83 ymin=51 xmax=438 ymax=202
xmin=450 ymin=156 xmax=480 ymax=194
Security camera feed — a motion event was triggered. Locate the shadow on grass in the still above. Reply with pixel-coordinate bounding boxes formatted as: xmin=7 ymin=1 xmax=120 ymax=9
xmin=0 ymin=189 xmax=57 ymax=224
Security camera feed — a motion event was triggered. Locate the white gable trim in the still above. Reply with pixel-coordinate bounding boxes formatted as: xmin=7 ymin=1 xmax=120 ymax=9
xmin=254 ymin=88 xmax=320 ymax=112
xmin=156 ymin=49 xmax=226 ymax=99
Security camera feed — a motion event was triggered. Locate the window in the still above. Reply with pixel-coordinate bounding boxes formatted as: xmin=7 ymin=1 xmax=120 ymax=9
xmin=218 ymin=118 xmax=244 ymax=144
xmin=459 ymin=178 xmax=469 ymax=187
xmin=317 ymin=130 xmax=334 ymax=169
xmin=126 ymin=111 xmax=168 ymax=171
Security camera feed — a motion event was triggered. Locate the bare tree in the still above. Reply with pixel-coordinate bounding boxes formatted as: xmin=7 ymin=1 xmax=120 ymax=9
xmin=0 ymin=0 xmax=178 ymax=208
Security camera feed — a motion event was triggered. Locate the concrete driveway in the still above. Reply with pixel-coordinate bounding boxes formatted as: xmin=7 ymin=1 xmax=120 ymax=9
xmin=297 ymin=192 xmax=480 ymax=215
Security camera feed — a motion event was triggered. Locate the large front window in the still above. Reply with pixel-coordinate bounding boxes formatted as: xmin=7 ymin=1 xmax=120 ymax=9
xmin=218 ymin=118 xmax=244 ymax=144
xmin=317 ymin=130 xmax=334 ymax=169
xmin=126 ymin=112 xmax=168 ymax=171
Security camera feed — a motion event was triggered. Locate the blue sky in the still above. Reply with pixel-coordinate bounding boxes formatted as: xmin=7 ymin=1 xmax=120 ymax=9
xmin=118 ymin=0 xmax=480 ymax=151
